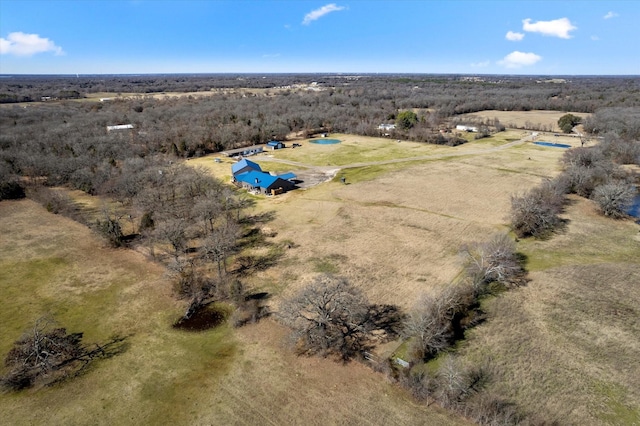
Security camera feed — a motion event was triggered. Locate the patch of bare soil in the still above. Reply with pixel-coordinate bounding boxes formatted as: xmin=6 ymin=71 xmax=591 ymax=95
xmin=293 ymin=168 xmax=339 ymax=189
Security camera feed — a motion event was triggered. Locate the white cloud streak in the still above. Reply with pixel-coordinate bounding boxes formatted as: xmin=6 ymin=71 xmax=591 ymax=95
xmin=522 ymin=18 xmax=577 ymax=39
xmin=506 ymin=31 xmax=524 ymax=41
xmin=603 ymin=11 xmax=618 ymax=19
xmin=302 ymin=3 xmax=345 ymax=25
xmin=498 ymin=51 xmax=542 ymax=68
xmin=471 ymin=60 xmax=490 ymax=68
xmin=0 ymin=32 xmax=64 ymax=56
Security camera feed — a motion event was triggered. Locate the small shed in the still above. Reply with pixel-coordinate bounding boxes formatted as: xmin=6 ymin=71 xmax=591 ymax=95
xmin=266 ymin=140 xmax=286 ymax=150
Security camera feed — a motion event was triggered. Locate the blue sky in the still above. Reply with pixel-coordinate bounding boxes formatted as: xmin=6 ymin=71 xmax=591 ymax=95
xmin=1 ymin=0 xmax=638 ymax=75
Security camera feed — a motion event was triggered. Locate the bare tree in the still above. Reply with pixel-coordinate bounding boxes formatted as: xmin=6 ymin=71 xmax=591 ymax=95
xmin=154 ymin=218 xmax=189 ymax=260
xmin=279 ymin=275 xmax=388 ymax=361
xmin=95 ymin=205 xmax=124 ymax=247
xmin=1 ymin=317 xmax=126 ymax=391
xmin=592 ymin=181 xmax=637 ymax=218
xmin=201 ymin=221 xmax=240 ymax=278
xmin=510 ymin=183 xmax=564 ymax=239
xmin=404 ymin=284 xmax=473 ymax=361
xmin=462 ymin=233 xmax=525 ymax=292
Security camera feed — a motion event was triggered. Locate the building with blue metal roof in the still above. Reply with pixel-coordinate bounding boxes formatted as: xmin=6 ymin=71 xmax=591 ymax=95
xmin=231 ymin=158 xmax=262 ymax=176
xmin=266 ymin=140 xmax=286 ymax=150
xmin=230 ymin=158 xmax=297 ymax=195
xmin=234 ymin=170 xmax=296 ymax=195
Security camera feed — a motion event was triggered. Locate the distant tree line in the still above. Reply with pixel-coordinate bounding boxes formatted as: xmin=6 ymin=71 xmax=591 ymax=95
xmin=2 ymin=74 xmax=638 ymax=113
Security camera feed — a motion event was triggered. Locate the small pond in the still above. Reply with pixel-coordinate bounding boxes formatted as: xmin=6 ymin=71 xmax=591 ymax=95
xmin=533 ymin=141 xmax=572 ymax=148
xmin=628 ymin=194 xmax=640 ymax=218
xmin=310 ymin=138 xmax=341 ymax=145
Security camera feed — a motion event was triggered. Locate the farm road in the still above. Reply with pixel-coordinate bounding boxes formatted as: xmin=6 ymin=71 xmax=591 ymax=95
xmin=257 ymin=134 xmax=535 ymax=184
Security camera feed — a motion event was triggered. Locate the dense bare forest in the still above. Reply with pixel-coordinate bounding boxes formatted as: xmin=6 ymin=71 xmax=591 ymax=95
xmin=1 ymin=74 xmax=639 ymax=195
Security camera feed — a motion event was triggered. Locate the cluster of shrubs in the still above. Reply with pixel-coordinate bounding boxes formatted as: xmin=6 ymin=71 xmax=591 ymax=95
xmin=511 ymin=134 xmax=639 ymax=238
xmin=383 ymin=233 xmax=528 ymax=424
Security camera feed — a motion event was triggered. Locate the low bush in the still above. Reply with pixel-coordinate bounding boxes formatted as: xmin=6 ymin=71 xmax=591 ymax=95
xmin=510 ymin=182 xmax=565 ymax=239
xmin=592 ymin=181 xmax=637 ymax=218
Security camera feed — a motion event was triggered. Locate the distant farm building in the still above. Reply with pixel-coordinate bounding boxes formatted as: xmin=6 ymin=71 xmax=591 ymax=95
xmin=456 ymin=124 xmax=478 ymax=132
xmin=107 ymin=124 xmax=134 ymax=131
xmin=378 ymin=123 xmax=396 ymax=131
xmin=231 ymin=158 xmax=296 ymax=196
xmin=220 ymin=145 xmax=264 ymax=158
xmin=266 ymin=140 xmax=286 ymax=150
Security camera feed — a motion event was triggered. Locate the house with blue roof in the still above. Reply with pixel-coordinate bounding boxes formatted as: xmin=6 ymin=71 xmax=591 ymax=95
xmin=231 ymin=158 xmax=262 ymax=176
xmin=231 ymin=158 xmax=297 ymax=195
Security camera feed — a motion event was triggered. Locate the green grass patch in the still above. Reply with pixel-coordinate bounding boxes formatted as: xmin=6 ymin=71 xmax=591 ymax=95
xmin=521 ymin=236 xmax=639 ymax=272
xmin=269 ymin=134 xmax=449 ymax=167
xmin=251 ymin=160 xmax=304 ymax=174
xmin=594 ymin=382 xmax=640 ymax=425
xmin=0 ymin=257 xmax=70 ymax=355
xmin=310 ymin=254 xmax=347 ymax=274
xmin=334 ymin=166 xmax=390 ymax=184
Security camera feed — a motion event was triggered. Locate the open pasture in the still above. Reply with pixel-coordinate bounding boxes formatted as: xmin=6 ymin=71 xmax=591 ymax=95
xmin=216 ymin=132 xmax=640 ymax=422
xmin=3 ymin=128 xmax=637 ymax=424
xmin=459 ymin=197 xmax=640 ymax=424
xmin=235 ymin=133 xmax=571 ymax=307
xmin=0 ymin=199 xmax=467 ymax=425
xmin=458 ymin=109 xmax=592 ymax=132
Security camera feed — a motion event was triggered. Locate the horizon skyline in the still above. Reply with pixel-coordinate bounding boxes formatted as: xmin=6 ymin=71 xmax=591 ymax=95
xmin=1 ymin=1 xmax=639 ymax=75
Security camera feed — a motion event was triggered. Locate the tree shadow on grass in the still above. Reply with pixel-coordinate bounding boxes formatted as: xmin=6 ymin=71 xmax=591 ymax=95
xmin=365 ymin=304 xmax=406 ymax=341
xmin=239 ymin=210 xmax=276 ymax=225
xmin=233 ymin=248 xmax=285 ymax=277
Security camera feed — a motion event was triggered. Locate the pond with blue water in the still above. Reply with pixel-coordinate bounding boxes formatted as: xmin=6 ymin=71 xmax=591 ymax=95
xmin=533 ymin=141 xmax=572 ymax=148
xmin=628 ymin=194 xmax=640 ymax=218
xmin=310 ymin=139 xmax=341 ymax=145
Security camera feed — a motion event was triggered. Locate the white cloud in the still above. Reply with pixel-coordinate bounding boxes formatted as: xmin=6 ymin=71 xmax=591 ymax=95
xmin=262 ymin=53 xmax=281 ymax=58
xmin=522 ymin=18 xmax=577 ymax=39
xmin=498 ymin=51 xmax=542 ymax=68
xmin=471 ymin=60 xmax=490 ymax=68
xmin=603 ymin=11 xmax=618 ymax=19
xmin=506 ymin=31 xmax=524 ymax=41
xmin=302 ymin=3 xmax=345 ymax=25
xmin=591 ymin=35 xmax=600 ymax=41
xmin=0 ymin=32 xmax=64 ymax=56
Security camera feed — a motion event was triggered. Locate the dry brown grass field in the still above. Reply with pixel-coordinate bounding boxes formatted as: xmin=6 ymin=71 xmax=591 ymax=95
xmin=0 ymin=200 xmax=468 ymax=425
xmin=458 ymin=110 xmax=591 ymax=132
xmin=2 ymin=126 xmax=638 ymax=424
xmin=459 ymin=197 xmax=640 ymax=425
